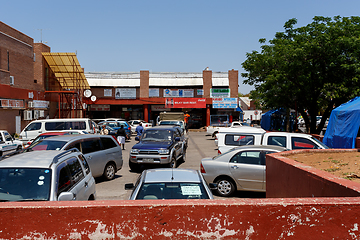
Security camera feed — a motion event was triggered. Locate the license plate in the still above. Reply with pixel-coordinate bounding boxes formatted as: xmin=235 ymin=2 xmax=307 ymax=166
xmin=143 ymin=158 xmax=154 ymax=162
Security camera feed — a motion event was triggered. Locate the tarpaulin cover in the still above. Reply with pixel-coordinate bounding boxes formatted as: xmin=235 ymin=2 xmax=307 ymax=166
xmin=260 ymin=109 xmax=276 ymax=130
xmin=323 ymin=97 xmax=360 ymax=148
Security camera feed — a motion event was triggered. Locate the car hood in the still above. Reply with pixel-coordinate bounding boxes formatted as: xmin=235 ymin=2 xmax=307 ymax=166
xmin=133 ymin=141 xmax=172 ymax=149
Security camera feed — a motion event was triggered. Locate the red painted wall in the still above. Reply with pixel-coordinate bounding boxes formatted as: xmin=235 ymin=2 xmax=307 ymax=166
xmin=1 ymin=198 xmax=360 ymax=239
xmin=266 ymin=149 xmax=360 ymax=198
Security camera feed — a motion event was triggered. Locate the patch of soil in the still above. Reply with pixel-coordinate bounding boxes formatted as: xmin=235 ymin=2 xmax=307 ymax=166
xmin=288 ymin=152 xmax=360 ymax=184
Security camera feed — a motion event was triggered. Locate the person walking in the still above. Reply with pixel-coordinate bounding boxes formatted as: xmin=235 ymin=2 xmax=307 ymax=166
xmin=100 ymin=124 xmax=109 ymax=135
xmin=116 ymin=125 xmax=127 ymax=150
xmin=135 ymin=122 xmax=144 ymax=140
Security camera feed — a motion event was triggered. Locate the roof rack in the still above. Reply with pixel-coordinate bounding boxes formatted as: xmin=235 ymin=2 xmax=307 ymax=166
xmin=52 ymin=148 xmax=80 ymax=164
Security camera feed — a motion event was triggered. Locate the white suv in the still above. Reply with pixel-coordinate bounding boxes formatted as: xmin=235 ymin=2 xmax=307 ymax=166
xmin=0 ymin=149 xmax=96 ymax=202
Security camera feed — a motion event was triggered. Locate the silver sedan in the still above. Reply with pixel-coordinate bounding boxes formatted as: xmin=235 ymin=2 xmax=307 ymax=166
xmin=200 ymin=145 xmax=288 ymax=197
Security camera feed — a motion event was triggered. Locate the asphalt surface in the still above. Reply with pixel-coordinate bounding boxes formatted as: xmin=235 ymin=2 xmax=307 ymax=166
xmin=95 ymin=131 xmax=265 ymax=200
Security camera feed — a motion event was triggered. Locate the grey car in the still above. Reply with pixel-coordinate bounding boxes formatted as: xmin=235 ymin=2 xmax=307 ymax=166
xmin=23 ymin=134 xmax=123 ymax=180
xmin=200 ymin=145 xmax=288 ymax=197
xmin=0 ymin=149 xmax=96 ymax=201
xmin=125 ymin=168 xmax=215 ymax=200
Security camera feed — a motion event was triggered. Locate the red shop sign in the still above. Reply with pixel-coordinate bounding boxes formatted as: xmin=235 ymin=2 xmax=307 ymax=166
xmin=165 ymin=98 xmax=206 ymax=108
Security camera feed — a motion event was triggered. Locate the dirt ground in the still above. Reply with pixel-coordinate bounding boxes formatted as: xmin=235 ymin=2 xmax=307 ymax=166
xmin=287 ymin=152 xmax=360 ymax=184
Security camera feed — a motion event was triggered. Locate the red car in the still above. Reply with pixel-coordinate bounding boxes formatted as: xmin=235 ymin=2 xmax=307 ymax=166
xmin=24 ymin=132 xmax=70 ymax=148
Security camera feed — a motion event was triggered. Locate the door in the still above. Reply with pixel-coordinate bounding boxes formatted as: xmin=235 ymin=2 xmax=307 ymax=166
xmin=229 ymin=150 xmax=265 ymax=191
xmin=3 ymin=132 xmax=17 ymax=154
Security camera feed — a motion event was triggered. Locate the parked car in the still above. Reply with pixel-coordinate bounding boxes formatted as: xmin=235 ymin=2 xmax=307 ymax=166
xmin=19 ymin=118 xmax=98 ymax=142
xmin=0 ymin=149 xmax=96 ymax=201
xmin=125 ymin=168 xmax=215 ymax=200
xmin=159 ymin=120 xmax=186 ymax=132
xmin=200 ymin=145 xmax=288 ymax=197
xmin=129 ymin=126 xmax=186 ymax=172
xmin=24 ymin=130 xmax=88 ymax=148
xmin=0 ymin=130 xmax=23 ymax=157
xmin=23 ymin=135 xmax=123 ymax=180
xmin=129 ymin=120 xmax=153 ymax=134
xmin=98 ymin=121 xmax=131 ymax=140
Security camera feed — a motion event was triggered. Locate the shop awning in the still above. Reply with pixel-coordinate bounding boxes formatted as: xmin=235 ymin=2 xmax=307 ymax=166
xmin=42 ymin=52 xmax=90 ymax=89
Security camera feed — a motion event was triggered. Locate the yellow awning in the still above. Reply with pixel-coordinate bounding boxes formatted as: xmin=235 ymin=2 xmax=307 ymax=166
xmin=42 ymin=52 xmax=90 ymax=89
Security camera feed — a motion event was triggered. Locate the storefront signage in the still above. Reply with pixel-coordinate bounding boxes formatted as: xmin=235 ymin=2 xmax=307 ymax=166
xmin=151 ymin=105 xmax=170 ymax=111
xmin=165 ymin=98 xmax=206 ymax=108
xmin=33 ymin=100 xmax=49 ymax=108
xmin=197 ymin=89 xmax=204 ymax=96
xmin=104 ymin=89 xmax=112 ymax=97
xmin=89 ymin=104 xmax=110 ymax=111
xmin=210 ymin=88 xmax=230 ymax=98
xmin=212 ymin=98 xmax=238 ymax=109
xmin=115 ymin=88 xmax=136 ymax=99
xmin=149 ymin=88 xmax=159 ymax=97
xmin=164 ymin=89 xmax=194 ymax=98
xmin=0 ymin=99 xmax=24 ymax=108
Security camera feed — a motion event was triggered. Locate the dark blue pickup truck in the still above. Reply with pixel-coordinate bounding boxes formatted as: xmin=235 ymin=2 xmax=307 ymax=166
xmin=129 ymin=126 xmax=186 ymax=172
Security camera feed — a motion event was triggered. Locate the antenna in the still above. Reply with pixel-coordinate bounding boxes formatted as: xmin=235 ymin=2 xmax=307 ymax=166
xmin=36 ymin=29 xmax=50 ymax=43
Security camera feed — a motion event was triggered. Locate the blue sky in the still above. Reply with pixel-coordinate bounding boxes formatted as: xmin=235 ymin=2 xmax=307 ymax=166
xmin=2 ymin=0 xmax=360 ymax=94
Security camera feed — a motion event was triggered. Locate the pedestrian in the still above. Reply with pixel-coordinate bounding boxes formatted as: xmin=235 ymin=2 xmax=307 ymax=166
xmin=116 ymin=125 xmax=126 ymax=150
xmin=184 ymin=111 xmax=190 ymax=132
xmin=100 ymin=124 xmax=109 ymax=135
xmin=135 ymin=122 xmax=144 ymax=140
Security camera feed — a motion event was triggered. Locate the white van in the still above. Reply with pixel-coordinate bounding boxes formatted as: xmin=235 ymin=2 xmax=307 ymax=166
xmin=19 ymin=118 xmax=97 ymax=142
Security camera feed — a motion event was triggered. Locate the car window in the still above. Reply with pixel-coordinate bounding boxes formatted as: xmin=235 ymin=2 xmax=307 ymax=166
xmin=28 ymin=140 xmax=67 ymax=151
xmin=267 ymin=136 xmax=287 ymax=148
xmin=25 ymin=122 xmax=41 ymax=131
xmin=81 ymin=139 xmax=102 ymax=154
xmin=136 ymin=182 xmax=209 ymax=200
xmin=78 ymin=154 xmax=90 ymax=175
xmin=4 ymin=132 xmax=12 ymax=141
xmin=142 ymin=130 xmax=172 ymax=141
xmin=66 ymin=157 xmax=85 ymax=185
xmin=230 ymin=151 xmax=262 ymax=165
xmin=57 ymin=163 xmax=72 ymax=195
xmin=100 ymin=137 xmax=117 ymax=149
xmin=0 ymin=168 xmax=51 ymax=201
xmin=45 ymin=121 xmax=86 ymax=131
xmin=66 ymin=142 xmax=82 ymax=152
xmin=291 ymin=137 xmax=317 ymax=149
xmin=224 ymin=134 xmax=254 ymax=146
xmin=261 ymin=151 xmax=277 ymax=165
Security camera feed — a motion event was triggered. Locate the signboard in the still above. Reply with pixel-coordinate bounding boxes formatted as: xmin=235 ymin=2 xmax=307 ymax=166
xmin=89 ymin=104 xmax=110 ymax=111
xmin=149 ymin=88 xmax=159 ymax=97
xmin=197 ymin=89 xmax=204 ymax=96
xmin=0 ymin=99 xmax=24 ymax=108
xmin=33 ymin=100 xmax=49 ymax=109
xmin=210 ymin=88 xmax=230 ymax=98
xmin=104 ymin=89 xmax=112 ymax=97
xmin=165 ymin=98 xmax=206 ymax=108
xmin=115 ymin=88 xmax=136 ymax=99
xmin=151 ymin=105 xmax=170 ymax=111
xmin=212 ymin=98 xmax=238 ymax=109
xmin=164 ymin=89 xmax=194 ymax=98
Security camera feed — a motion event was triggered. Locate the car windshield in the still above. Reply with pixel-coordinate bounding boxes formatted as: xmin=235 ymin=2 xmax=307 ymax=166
xmin=142 ymin=130 xmax=172 ymax=141
xmin=25 ymin=140 xmax=67 ymax=151
xmin=0 ymin=168 xmax=51 ymax=201
xmin=160 ymin=121 xmax=184 ymax=128
xmin=136 ymin=182 xmax=209 ymax=199
xmin=311 ymin=137 xmax=330 ymax=149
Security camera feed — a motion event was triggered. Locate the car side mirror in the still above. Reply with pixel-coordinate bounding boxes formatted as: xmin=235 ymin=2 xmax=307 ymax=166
xmin=58 ymin=192 xmax=75 ymax=201
xmin=174 ymin=137 xmax=180 ymax=141
xmin=125 ymin=183 xmax=134 ymax=190
xmin=209 ymin=183 xmax=218 ymax=190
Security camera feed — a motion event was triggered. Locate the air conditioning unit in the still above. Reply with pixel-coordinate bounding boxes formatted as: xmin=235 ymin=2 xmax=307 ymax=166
xmin=33 ymin=110 xmax=39 ymax=119
xmin=39 ymin=110 xmax=45 ymax=118
xmin=28 ymin=101 xmax=34 ymax=108
xmin=10 ymin=76 xmax=14 ymax=85
xmin=24 ymin=110 xmax=32 ymax=121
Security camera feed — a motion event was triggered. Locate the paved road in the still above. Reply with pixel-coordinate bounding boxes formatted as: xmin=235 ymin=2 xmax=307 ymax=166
xmin=95 ymin=131 xmax=265 ymax=200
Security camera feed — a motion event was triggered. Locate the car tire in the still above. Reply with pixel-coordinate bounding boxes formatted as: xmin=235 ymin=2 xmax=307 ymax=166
xmin=16 ymin=146 xmax=22 ymax=152
xmin=103 ymin=163 xmax=116 ymax=180
xmin=167 ymin=156 xmax=176 ymax=168
xmin=215 ymin=177 xmax=236 ymax=197
xmin=129 ymin=160 xmax=141 ymax=172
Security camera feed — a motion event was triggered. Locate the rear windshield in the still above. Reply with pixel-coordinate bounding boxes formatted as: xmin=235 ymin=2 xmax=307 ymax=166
xmin=45 ymin=121 xmax=86 ymax=131
xmin=25 ymin=140 xmax=67 ymax=151
xmin=225 ymin=134 xmax=254 ymax=146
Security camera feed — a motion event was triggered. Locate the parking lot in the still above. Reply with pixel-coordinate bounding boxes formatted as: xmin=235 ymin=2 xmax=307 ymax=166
xmin=95 ymin=131 xmax=265 ymax=200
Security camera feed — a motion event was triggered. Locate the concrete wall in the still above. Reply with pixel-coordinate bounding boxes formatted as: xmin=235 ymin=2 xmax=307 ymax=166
xmin=1 ymin=198 xmax=360 ymax=239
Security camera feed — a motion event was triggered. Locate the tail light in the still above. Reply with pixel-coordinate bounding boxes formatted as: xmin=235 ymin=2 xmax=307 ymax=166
xmin=200 ymin=163 xmax=206 ymax=173
xmin=218 ymin=149 xmax=221 ymax=155
xmin=128 ymin=127 xmax=131 ymax=130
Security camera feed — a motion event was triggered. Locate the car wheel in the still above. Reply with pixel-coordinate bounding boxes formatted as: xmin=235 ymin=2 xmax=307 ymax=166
xmin=215 ymin=178 xmax=236 ymax=197
xmin=16 ymin=146 xmax=22 ymax=152
xmin=103 ymin=163 xmax=116 ymax=180
xmin=0 ymin=151 xmax=2 ymax=157
xmin=129 ymin=160 xmax=141 ymax=172
xmin=167 ymin=156 xmax=176 ymax=168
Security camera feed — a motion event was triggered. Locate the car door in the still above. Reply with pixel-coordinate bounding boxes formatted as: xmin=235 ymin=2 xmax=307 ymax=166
xmin=3 ymin=131 xmax=17 ymax=153
xmin=65 ymin=157 xmax=87 ymax=200
xmin=172 ymin=130 xmax=181 ymax=159
xmin=229 ymin=150 xmax=265 ymax=191
xmin=80 ymin=138 xmax=104 ymax=178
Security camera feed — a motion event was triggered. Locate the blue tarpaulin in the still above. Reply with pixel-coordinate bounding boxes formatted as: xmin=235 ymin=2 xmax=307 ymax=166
xmin=323 ymin=97 xmax=360 ymax=148
xmin=260 ymin=108 xmax=287 ymax=131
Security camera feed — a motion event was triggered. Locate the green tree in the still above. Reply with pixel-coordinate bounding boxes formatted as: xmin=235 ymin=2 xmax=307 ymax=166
xmin=242 ymin=16 xmax=360 ymax=134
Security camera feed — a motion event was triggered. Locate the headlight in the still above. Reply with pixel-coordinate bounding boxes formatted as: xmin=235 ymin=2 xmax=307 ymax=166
xmin=158 ymin=149 xmax=169 ymax=154
xmin=131 ymin=149 xmax=140 ymax=154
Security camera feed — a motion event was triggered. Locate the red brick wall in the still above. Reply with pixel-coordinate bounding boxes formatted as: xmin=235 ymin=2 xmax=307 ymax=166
xmin=228 ymin=69 xmax=238 ymax=98
xmin=140 ymin=70 xmax=149 ymax=98
xmin=203 ymin=70 xmax=212 ymax=98
xmin=33 ymin=43 xmax=50 ymax=91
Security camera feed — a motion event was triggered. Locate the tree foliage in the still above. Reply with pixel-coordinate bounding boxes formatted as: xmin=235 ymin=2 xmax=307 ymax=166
xmin=242 ymin=16 xmax=360 ymax=133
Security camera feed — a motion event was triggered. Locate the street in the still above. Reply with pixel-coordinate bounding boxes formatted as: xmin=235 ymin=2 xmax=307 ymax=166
xmin=95 ymin=131 xmax=265 ymax=200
